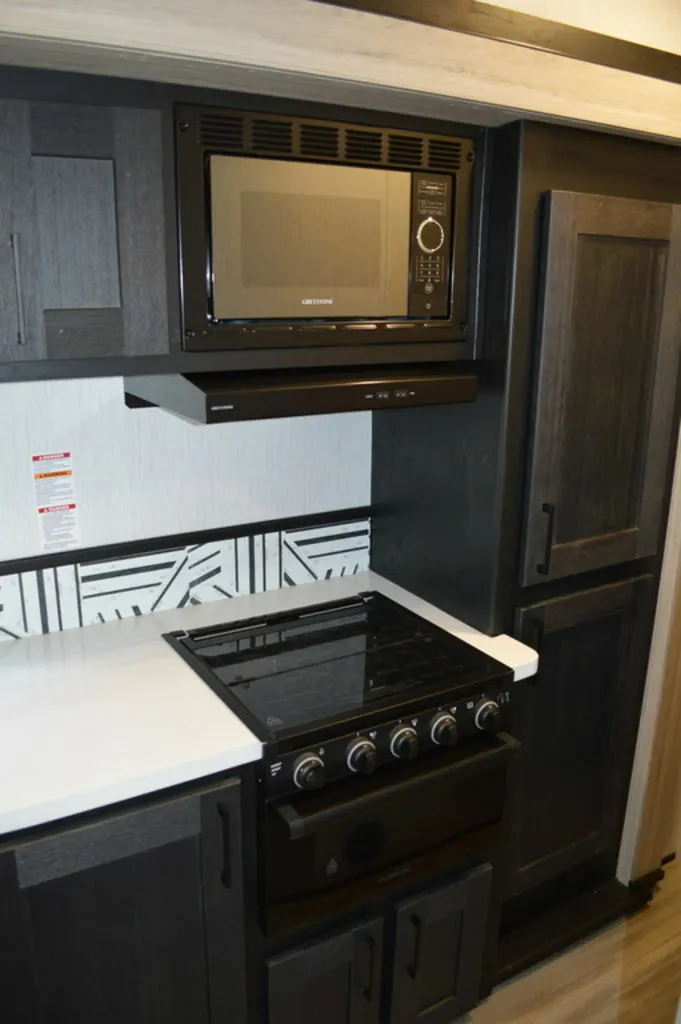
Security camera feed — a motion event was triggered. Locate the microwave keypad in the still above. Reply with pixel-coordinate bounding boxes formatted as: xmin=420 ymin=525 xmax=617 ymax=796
xmin=417 ymin=254 xmax=444 ymax=285
xmin=409 ymin=173 xmax=452 ymax=319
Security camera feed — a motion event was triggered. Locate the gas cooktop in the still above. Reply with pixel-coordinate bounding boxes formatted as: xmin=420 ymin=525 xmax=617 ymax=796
xmin=165 ymin=593 xmax=509 ymax=774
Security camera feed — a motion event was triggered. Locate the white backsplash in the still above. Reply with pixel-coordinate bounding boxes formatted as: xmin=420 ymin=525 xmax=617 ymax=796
xmin=0 ymin=377 xmax=371 ymax=562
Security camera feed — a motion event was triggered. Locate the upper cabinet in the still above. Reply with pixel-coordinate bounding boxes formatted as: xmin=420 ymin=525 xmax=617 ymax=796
xmin=521 ymin=191 xmax=681 ymax=586
xmin=0 ymin=99 xmax=170 ymax=364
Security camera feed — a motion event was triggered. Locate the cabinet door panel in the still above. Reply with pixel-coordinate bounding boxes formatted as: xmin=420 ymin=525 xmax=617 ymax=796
xmin=268 ymin=918 xmax=383 ymax=1024
xmin=0 ymin=99 xmax=44 ymax=361
xmin=508 ymin=577 xmax=654 ymax=895
xmin=0 ymin=98 xmax=169 ymax=364
xmin=522 ymin=192 xmax=681 ymax=585
xmin=0 ymin=777 xmax=246 ymax=1024
xmin=113 ymin=105 xmax=169 ymax=358
xmin=33 ymin=155 xmax=121 ymax=310
xmin=390 ymin=864 xmax=492 ymax=1024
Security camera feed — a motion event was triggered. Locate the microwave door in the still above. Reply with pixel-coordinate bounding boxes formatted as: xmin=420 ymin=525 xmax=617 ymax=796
xmin=209 ymin=156 xmax=411 ymax=321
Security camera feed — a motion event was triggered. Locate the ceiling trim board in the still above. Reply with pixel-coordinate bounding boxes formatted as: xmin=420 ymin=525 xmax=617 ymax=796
xmin=315 ymin=0 xmax=681 ymax=85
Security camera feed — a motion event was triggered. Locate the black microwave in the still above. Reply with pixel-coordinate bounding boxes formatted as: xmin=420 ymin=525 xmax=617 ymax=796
xmin=175 ymin=104 xmax=476 ymax=354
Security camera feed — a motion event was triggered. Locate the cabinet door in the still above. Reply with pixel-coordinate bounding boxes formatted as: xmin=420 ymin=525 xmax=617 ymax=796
xmin=267 ymin=918 xmax=383 ymax=1024
xmin=508 ymin=577 xmax=654 ymax=895
xmin=389 ymin=864 xmax=493 ymax=1024
xmin=0 ymin=777 xmax=247 ymax=1024
xmin=0 ymin=98 xmax=169 ymax=364
xmin=522 ymin=192 xmax=681 ymax=585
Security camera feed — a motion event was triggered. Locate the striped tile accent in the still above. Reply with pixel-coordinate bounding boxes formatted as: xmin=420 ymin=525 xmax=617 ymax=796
xmin=0 ymin=517 xmax=371 ymax=642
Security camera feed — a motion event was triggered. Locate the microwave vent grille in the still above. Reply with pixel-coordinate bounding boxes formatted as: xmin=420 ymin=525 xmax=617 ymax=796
xmin=345 ymin=128 xmax=384 ymax=164
xmin=428 ymin=138 xmax=462 ymax=172
xmin=388 ymin=134 xmax=424 ymax=167
xmin=300 ymin=123 xmax=341 ymax=159
xmin=198 ymin=113 xmax=244 ymax=151
xmin=193 ymin=108 xmax=469 ymax=174
xmin=252 ymin=118 xmax=294 ymax=154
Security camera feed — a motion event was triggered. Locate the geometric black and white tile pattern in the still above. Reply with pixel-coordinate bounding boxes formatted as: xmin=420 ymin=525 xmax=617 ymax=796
xmin=0 ymin=518 xmax=370 ymax=642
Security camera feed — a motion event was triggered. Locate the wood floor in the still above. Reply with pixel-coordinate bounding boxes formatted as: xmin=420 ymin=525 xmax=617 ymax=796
xmin=470 ymin=864 xmax=681 ymax=1023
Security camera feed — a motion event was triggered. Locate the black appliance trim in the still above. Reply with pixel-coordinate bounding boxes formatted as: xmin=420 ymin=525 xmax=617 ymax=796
xmin=175 ymin=104 xmax=475 ymax=353
xmin=124 ymin=366 xmax=477 ymax=423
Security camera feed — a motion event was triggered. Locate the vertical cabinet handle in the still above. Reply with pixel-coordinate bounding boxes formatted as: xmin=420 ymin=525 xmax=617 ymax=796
xmin=407 ymin=914 xmax=422 ymax=979
xmin=536 ymin=502 xmax=556 ymax=575
xmin=9 ymin=233 xmax=27 ymax=346
xmin=359 ymin=935 xmax=376 ymax=1002
xmin=218 ymin=803 xmax=232 ymax=889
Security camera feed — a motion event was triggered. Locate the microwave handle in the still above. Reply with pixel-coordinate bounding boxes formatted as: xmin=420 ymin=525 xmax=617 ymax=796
xmin=276 ymin=733 xmax=521 ymax=841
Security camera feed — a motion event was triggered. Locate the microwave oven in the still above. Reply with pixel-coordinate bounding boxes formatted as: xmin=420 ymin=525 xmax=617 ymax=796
xmin=175 ymin=105 xmax=477 ymax=356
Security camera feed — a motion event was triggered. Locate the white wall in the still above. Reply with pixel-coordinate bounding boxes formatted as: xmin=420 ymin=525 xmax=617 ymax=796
xmin=0 ymin=378 xmax=371 ymax=562
xmin=485 ymin=0 xmax=681 ymax=55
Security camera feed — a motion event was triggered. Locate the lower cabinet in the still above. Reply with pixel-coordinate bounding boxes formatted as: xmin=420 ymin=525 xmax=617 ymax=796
xmin=0 ymin=777 xmax=247 ymax=1024
xmin=508 ymin=576 xmax=654 ymax=895
xmin=268 ymin=918 xmax=384 ymax=1024
xmin=267 ymin=864 xmax=493 ymax=1024
xmin=390 ymin=865 xmax=492 ymax=1024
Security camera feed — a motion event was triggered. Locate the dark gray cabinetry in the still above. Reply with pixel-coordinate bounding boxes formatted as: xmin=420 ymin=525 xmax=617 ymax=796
xmin=0 ymin=99 xmax=169 ymax=364
xmin=508 ymin=577 xmax=654 ymax=895
xmin=390 ymin=865 xmax=492 ymax=1024
xmin=268 ymin=918 xmax=384 ymax=1024
xmin=267 ymin=866 xmax=493 ymax=1024
xmin=0 ymin=777 xmax=247 ymax=1024
xmin=522 ymin=191 xmax=681 ymax=586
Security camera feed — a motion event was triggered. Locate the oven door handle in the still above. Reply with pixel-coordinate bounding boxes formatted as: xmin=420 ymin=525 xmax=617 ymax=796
xmin=276 ymin=732 xmax=520 ymax=841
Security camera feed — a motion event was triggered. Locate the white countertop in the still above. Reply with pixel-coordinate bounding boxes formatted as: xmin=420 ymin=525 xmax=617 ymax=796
xmin=0 ymin=571 xmax=537 ymax=837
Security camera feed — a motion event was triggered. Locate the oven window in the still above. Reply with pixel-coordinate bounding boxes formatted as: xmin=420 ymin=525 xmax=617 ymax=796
xmin=209 ymin=155 xmax=411 ymax=320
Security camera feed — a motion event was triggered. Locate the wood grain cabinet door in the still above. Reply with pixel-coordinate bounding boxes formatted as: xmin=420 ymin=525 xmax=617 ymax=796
xmin=0 ymin=98 xmax=169 ymax=364
xmin=508 ymin=577 xmax=655 ymax=895
xmin=522 ymin=191 xmax=681 ymax=585
xmin=267 ymin=918 xmax=383 ymax=1024
xmin=0 ymin=777 xmax=247 ymax=1024
xmin=389 ymin=864 xmax=493 ymax=1024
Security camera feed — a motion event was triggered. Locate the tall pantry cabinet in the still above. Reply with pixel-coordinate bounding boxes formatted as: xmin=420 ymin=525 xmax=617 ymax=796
xmin=372 ymin=121 xmax=681 ymax=968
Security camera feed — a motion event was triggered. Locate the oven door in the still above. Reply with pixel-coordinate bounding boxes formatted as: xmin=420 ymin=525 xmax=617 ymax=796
xmin=209 ymin=156 xmax=411 ymax=321
xmin=264 ymin=733 xmax=518 ymax=936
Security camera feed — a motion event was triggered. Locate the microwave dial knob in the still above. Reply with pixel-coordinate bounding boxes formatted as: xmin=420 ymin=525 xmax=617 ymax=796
xmin=293 ymin=753 xmax=326 ymax=791
xmin=346 ymin=738 xmax=378 ymax=775
xmin=430 ymin=713 xmax=458 ymax=748
xmin=474 ymin=699 xmax=502 ymax=735
xmin=416 ymin=216 xmax=445 ymax=255
xmin=390 ymin=725 xmax=419 ymax=760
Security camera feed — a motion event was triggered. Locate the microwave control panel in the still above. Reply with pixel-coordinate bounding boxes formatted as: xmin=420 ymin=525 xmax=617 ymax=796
xmin=408 ymin=173 xmax=454 ymax=320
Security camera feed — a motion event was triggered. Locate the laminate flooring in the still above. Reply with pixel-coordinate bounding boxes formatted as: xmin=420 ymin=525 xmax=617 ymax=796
xmin=470 ymin=863 xmax=681 ymax=1023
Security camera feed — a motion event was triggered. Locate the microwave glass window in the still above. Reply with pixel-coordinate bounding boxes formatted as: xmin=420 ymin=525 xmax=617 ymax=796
xmin=241 ymin=192 xmax=382 ymax=289
xmin=209 ymin=156 xmax=411 ymax=321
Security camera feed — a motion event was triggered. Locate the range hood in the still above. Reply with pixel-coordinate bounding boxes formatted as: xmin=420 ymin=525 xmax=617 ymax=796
xmin=124 ymin=367 xmax=477 ymax=424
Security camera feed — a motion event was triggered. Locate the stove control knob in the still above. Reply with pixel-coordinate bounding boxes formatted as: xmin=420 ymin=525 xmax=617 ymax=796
xmin=293 ymin=753 xmax=326 ymax=791
xmin=390 ymin=725 xmax=419 ymax=760
xmin=346 ymin=738 xmax=378 ymax=775
xmin=430 ymin=713 xmax=458 ymax=747
xmin=474 ymin=699 xmax=502 ymax=735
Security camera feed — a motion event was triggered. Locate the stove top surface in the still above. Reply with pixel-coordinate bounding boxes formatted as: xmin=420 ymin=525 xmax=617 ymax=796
xmin=167 ymin=592 xmax=510 ymax=743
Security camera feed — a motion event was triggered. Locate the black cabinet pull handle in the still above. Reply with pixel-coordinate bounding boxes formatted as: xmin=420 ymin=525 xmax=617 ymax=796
xmin=10 ymin=233 xmax=27 ymax=346
xmin=536 ymin=502 xmax=556 ymax=575
xmin=407 ymin=914 xmax=422 ymax=979
xmin=360 ymin=935 xmax=375 ymax=1001
xmin=218 ymin=803 xmax=231 ymax=889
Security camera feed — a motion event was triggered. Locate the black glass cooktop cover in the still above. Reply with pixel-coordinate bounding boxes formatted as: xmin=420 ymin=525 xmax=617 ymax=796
xmin=168 ymin=592 xmax=510 ymax=741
